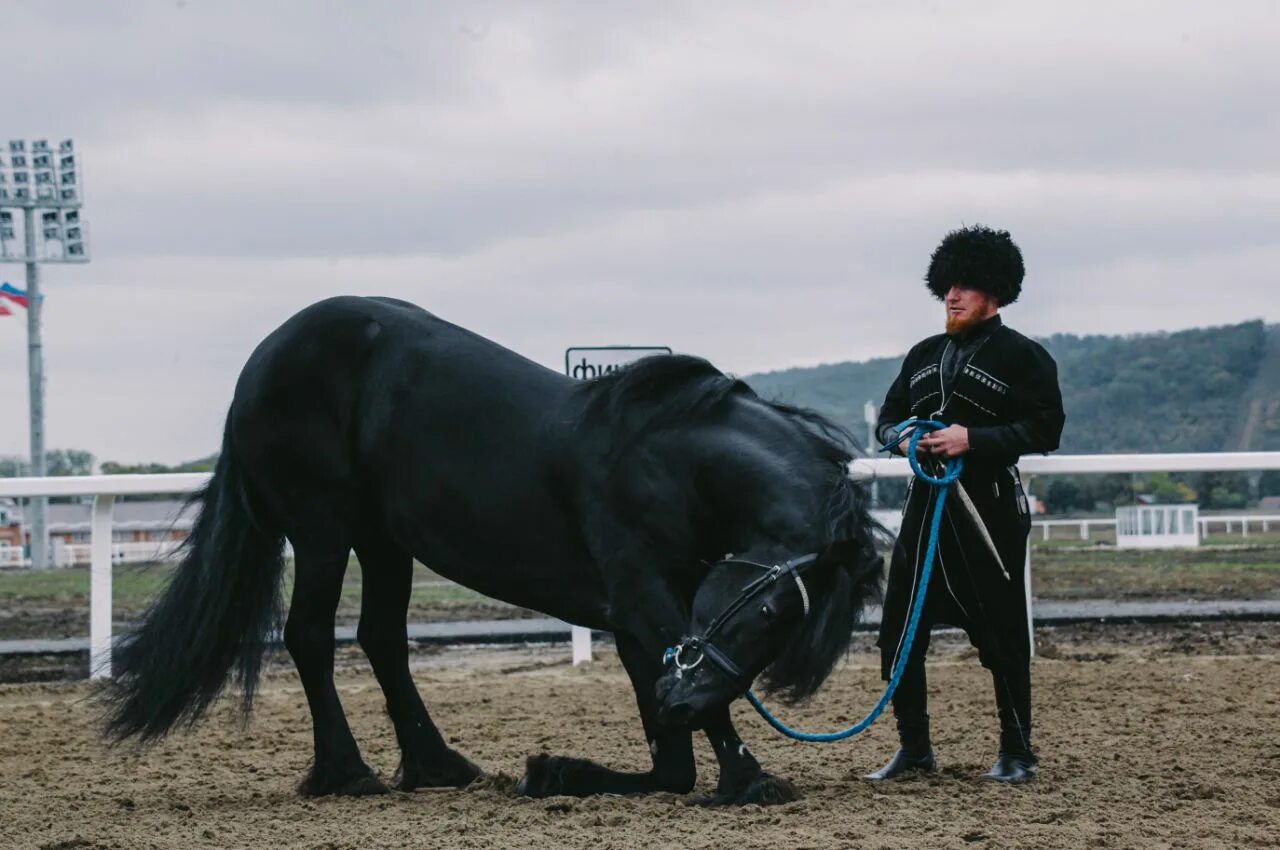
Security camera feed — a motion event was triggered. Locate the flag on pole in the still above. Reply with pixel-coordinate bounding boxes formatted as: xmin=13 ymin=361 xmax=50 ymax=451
xmin=0 ymin=282 xmax=31 ymax=309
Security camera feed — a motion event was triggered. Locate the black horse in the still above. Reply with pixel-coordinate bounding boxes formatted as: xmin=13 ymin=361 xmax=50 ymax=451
xmin=100 ymin=296 xmax=882 ymax=805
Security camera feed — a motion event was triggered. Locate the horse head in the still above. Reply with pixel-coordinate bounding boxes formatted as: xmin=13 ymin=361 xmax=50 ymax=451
xmin=654 ymin=514 xmax=883 ymax=728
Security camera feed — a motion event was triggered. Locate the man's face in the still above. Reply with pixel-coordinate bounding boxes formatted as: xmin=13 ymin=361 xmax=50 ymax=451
xmin=944 ymin=284 xmax=999 ymax=335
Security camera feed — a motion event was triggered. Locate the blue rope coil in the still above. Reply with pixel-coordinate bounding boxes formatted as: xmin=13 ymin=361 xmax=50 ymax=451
xmin=742 ymin=418 xmax=961 ymax=742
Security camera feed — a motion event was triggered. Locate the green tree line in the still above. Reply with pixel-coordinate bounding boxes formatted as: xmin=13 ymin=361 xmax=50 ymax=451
xmin=747 ymin=320 xmax=1280 ymax=513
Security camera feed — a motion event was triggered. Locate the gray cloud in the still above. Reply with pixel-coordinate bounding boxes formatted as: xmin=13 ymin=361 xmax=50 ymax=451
xmin=0 ymin=1 xmax=1276 ymax=462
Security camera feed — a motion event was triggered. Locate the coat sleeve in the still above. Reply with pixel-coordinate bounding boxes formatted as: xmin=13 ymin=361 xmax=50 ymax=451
xmin=967 ymin=341 xmax=1065 ymax=459
xmin=875 ymin=353 xmax=914 ymax=451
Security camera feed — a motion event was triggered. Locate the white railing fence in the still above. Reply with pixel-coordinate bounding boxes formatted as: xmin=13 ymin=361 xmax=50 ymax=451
xmin=1197 ymin=515 xmax=1280 ymax=538
xmin=849 ymin=451 xmax=1280 ymax=654
xmin=1 ymin=452 xmax=1279 ymax=680
xmin=1030 ymin=514 xmax=1280 ymax=542
xmin=0 ymin=474 xmax=207 ymax=679
xmin=1032 ymin=518 xmax=1118 ymax=541
xmin=55 ymin=540 xmax=185 ymax=567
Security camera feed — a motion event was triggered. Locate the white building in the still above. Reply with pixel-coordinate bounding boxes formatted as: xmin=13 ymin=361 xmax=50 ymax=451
xmin=1115 ymin=503 xmax=1200 ymax=549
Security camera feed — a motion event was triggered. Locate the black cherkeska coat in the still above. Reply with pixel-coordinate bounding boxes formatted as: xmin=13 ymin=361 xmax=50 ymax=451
xmin=874 ymin=314 xmax=1065 ymax=677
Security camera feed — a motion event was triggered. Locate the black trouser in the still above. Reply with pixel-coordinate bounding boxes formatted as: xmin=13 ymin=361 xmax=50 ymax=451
xmin=879 ymin=464 xmax=1035 ymax=682
xmin=888 ymin=564 xmax=1034 ymax=760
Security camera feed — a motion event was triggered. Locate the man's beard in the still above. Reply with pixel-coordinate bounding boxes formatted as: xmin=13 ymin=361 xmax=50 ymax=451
xmin=946 ymin=310 xmax=986 ymax=335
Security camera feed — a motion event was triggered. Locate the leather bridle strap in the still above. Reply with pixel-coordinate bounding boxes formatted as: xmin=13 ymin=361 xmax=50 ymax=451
xmin=703 ymin=553 xmax=818 ymax=638
xmin=668 ymin=552 xmax=820 ymax=689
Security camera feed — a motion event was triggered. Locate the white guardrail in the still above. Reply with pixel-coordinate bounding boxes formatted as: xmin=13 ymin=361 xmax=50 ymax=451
xmin=1 ymin=452 xmax=1279 ymax=680
xmin=1030 ymin=515 xmax=1280 ymax=542
xmin=1 ymin=540 xmax=185 ymax=568
xmin=848 ymin=452 xmax=1280 ymax=655
xmin=0 ymin=474 xmax=207 ymax=679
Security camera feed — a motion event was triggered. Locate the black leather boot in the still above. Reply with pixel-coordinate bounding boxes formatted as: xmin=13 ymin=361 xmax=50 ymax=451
xmin=865 ymin=739 xmax=936 ymax=780
xmin=865 ymin=663 xmax=935 ymax=780
xmin=985 ymin=751 xmax=1036 ymax=783
xmin=985 ymin=669 xmax=1036 ymax=784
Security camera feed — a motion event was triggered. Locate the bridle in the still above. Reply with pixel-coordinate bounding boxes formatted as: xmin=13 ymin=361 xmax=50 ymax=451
xmin=663 ymin=552 xmax=819 ymax=690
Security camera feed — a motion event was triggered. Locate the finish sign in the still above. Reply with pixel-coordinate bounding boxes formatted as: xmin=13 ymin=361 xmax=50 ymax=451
xmin=564 ymin=345 xmax=673 ymax=381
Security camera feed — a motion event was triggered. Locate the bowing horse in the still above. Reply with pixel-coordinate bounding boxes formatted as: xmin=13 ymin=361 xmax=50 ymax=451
xmin=100 ymin=296 xmax=882 ymax=805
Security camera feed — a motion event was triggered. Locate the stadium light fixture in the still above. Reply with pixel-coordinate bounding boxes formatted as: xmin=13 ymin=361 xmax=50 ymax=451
xmin=0 ymin=137 xmax=92 ymax=568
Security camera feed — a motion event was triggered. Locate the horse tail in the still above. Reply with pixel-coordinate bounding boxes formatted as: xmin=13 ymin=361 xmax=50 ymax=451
xmin=100 ymin=410 xmax=285 ymax=743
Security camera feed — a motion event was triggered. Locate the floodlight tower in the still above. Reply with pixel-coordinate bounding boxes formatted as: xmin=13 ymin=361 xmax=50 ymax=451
xmin=0 ymin=138 xmax=90 ymax=568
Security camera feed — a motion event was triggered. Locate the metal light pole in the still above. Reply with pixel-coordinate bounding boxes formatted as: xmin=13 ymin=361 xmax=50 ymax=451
xmin=0 ymin=138 xmax=90 ymax=568
xmin=23 ymin=205 xmax=46 ymax=568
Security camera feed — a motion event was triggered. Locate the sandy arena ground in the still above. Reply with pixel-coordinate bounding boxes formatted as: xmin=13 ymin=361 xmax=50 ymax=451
xmin=1 ymin=623 xmax=1278 ymax=850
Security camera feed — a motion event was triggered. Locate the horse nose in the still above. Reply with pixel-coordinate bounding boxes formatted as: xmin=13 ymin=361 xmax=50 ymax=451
xmin=657 ymin=700 xmax=696 ymax=728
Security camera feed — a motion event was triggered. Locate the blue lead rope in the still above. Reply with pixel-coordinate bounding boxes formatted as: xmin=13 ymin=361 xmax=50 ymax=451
xmin=741 ymin=418 xmax=961 ymax=742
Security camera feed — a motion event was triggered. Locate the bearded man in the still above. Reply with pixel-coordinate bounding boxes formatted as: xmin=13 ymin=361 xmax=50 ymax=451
xmin=867 ymin=225 xmax=1065 ymax=784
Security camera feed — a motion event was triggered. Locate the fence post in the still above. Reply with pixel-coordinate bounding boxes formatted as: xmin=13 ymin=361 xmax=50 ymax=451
xmin=571 ymin=626 xmax=592 ymax=666
xmin=1079 ymin=521 xmax=1088 ymax=541
xmin=90 ymin=495 xmax=115 ymax=680
xmin=1024 ymin=538 xmax=1035 ymax=658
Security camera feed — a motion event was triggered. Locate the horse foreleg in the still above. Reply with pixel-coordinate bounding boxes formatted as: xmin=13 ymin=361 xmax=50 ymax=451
xmin=354 ymin=537 xmax=482 ymax=791
xmin=516 ymin=633 xmax=696 ymax=798
xmin=696 ymin=710 xmax=798 ymax=806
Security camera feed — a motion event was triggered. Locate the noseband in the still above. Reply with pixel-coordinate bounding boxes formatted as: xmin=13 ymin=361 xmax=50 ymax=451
xmin=664 ymin=552 xmax=819 ymax=690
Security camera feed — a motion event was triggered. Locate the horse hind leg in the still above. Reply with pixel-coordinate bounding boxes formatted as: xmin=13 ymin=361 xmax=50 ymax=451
xmin=354 ymin=537 xmax=482 ymax=791
xmin=285 ymin=541 xmax=386 ymax=796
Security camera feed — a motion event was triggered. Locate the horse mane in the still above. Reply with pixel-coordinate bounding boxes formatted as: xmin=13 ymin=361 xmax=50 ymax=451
xmin=573 ymin=355 xmax=750 ymax=453
xmin=757 ymin=472 xmax=885 ymax=703
xmin=730 ymin=395 xmax=884 ymax=703
xmin=574 ymin=354 xmax=864 ymax=467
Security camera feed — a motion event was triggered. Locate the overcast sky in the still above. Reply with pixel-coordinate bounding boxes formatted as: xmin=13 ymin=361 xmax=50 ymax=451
xmin=0 ymin=1 xmax=1277 ymax=464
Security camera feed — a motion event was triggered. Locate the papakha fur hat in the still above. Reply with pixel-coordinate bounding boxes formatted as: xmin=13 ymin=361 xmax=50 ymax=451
xmin=925 ymin=225 xmax=1024 ymax=306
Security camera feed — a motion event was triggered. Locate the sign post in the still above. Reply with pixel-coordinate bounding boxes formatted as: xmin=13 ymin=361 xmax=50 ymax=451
xmin=564 ymin=344 xmax=672 ymax=664
xmin=863 ymin=400 xmax=879 ymax=507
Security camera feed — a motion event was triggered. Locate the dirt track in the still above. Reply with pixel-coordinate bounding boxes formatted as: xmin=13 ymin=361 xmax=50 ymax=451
xmin=1 ymin=623 xmax=1278 ymax=850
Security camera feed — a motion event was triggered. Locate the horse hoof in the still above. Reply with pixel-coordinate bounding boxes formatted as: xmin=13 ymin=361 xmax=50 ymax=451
xmin=338 ymin=773 xmax=392 ymax=797
xmin=738 ymin=773 xmax=798 ymax=805
xmin=695 ymin=773 xmax=799 ymax=807
xmin=298 ymin=765 xmax=389 ymax=797
xmin=515 ymin=753 xmax=565 ymax=798
xmin=395 ymin=749 xmax=483 ymax=791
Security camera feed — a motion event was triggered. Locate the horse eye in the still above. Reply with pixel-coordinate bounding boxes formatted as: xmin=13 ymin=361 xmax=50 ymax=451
xmin=760 ymin=604 xmax=774 ymax=620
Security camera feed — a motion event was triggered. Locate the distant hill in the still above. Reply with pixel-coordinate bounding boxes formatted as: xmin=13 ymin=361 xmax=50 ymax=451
xmin=746 ymin=320 xmax=1280 ymax=455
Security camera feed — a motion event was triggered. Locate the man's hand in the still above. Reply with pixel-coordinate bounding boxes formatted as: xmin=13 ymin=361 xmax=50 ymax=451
xmin=918 ymin=424 xmax=970 ymax=458
xmin=891 ymin=426 xmax=917 ymax=457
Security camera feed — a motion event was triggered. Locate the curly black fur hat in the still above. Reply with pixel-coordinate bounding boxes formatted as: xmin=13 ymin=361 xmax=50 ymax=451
xmin=925 ymin=225 xmax=1024 ymax=306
